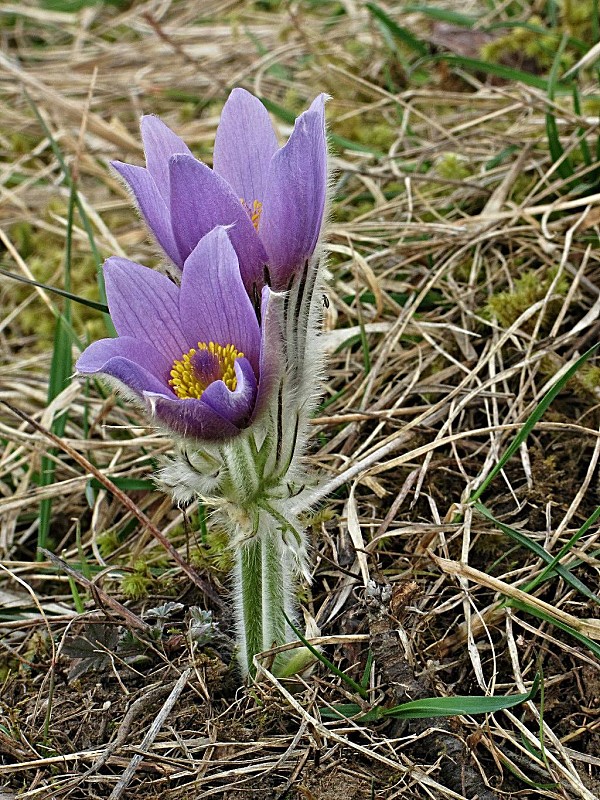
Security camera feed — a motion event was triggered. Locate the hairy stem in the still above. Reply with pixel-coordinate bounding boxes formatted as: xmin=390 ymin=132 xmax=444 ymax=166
xmin=233 ymin=518 xmax=296 ymax=677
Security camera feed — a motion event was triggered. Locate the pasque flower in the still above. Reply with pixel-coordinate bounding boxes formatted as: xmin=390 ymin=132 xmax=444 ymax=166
xmin=112 ymin=89 xmax=328 ymax=292
xmin=77 ymin=89 xmax=330 ymax=680
xmin=76 ymin=226 xmax=277 ymax=442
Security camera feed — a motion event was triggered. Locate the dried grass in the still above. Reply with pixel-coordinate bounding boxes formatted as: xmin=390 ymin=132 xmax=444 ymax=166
xmin=1 ymin=1 xmax=599 ymax=799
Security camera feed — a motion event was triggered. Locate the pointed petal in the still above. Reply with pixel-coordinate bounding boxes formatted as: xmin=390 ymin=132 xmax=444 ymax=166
xmin=104 ymin=257 xmax=188 ymax=360
xmin=252 ymin=286 xmax=286 ymax=422
xmin=146 ymin=392 xmax=241 ymax=441
xmin=260 ymin=94 xmax=328 ymax=288
xmin=76 ymin=336 xmax=172 ymax=396
xmin=201 ymin=356 xmax=257 ymax=427
xmin=111 ymin=161 xmax=183 ymax=267
xmin=140 ymin=115 xmax=193 ymax=203
xmin=169 ymin=154 xmax=268 ymax=292
xmin=179 ymin=227 xmax=261 ymax=373
xmin=213 ymin=88 xmax=278 ymax=206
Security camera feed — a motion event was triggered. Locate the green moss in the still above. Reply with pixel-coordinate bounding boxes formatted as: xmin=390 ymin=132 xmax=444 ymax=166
xmin=578 ymin=365 xmax=600 ymax=395
xmin=485 ymin=268 xmax=569 ymax=330
xmin=120 ymin=560 xmax=153 ymax=600
xmin=96 ymin=529 xmax=122 ymax=558
xmin=189 ymin=526 xmax=233 ymax=573
xmin=480 ymin=16 xmax=574 ymax=72
xmin=435 ymin=152 xmax=473 ymax=181
xmin=560 ymin=0 xmax=594 ymax=40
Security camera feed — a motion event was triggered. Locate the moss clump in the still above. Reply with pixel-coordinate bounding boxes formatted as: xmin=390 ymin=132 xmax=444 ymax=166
xmin=485 ymin=268 xmax=569 ymax=331
xmin=560 ymin=0 xmax=595 ymax=41
xmin=480 ymin=16 xmax=574 ymax=72
xmin=435 ymin=152 xmax=474 ymax=182
xmin=120 ymin=559 xmax=154 ymax=600
xmin=189 ymin=526 xmax=233 ymax=574
xmin=96 ymin=529 xmax=122 ymax=559
xmin=577 ymin=365 xmax=600 ymax=396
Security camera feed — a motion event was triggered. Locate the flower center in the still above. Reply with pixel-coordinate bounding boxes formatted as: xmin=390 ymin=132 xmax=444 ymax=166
xmin=169 ymin=341 xmax=243 ymax=400
xmin=241 ymin=198 xmax=263 ymax=231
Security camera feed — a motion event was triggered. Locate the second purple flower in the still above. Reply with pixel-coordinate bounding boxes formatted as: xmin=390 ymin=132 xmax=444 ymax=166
xmin=113 ymin=89 xmax=328 ymax=294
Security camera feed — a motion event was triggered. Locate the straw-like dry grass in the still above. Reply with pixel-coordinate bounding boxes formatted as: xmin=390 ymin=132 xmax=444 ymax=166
xmin=1 ymin=1 xmax=599 ymax=798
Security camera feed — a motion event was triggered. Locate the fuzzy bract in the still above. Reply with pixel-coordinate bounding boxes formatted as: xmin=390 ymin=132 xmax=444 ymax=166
xmin=112 ymin=89 xmax=328 ymax=292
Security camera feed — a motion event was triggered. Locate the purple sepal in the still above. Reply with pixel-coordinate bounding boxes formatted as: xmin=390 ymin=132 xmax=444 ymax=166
xmin=111 ymin=161 xmax=183 ymax=267
xmin=77 ymin=227 xmax=264 ymax=443
xmin=213 ymin=88 xmax=278 ymax=206
xmin=169 ymin=154 xmax=268 ymax=293
xmin=140 ymin=115 xmax=193 ymax=203
xmin=76 ymin=337 xmax=171 ymax=396
xmin=179 ymin=227 xmax=261 ymax=374
xmin=260 ymin=94 xmax=328 ymax=288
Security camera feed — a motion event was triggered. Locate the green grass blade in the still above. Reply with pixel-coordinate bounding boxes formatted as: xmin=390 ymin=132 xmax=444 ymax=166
xmin=320 ymin=703 xmax=385 ymax=721
xmin=474 ymin=502 xmax=600 ymax=604
xmin=322 ymin=677 xmax=540 ymax=721
xmin=522 ymin=504 xmax=600 ymax=596
xmin=383 ymin=675 xmax=539 ymax=719
xmin=0 ymin=265 xmax=109 ymax=314
xmin=26 ymin=92 xmax=115 ymax=336
xmin=37 ymin=184 xmax=76 ymax=557
xmin=360 ymin=649 xmax=374 ymax=689
xmin=470 ymin=342 xmax=600 ymax=502
xmin=284 ymin=613 xmax=368 ymax=699
xmin=366 ymin=3 xmax=429 ymax=57
xmin=507 ymin=599 xmax=600 ymax=659
xmin=426 ymin=54 xmax=569 ymax=92
xmin=402 ymin=4 xmax=478 ymax=27
xmin=545 ymin=34 xmax=575 ymax=181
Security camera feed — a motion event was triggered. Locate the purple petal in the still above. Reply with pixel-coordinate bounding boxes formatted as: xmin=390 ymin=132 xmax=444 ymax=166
xmin=252 ymin=286 xmax=286 ymax=423
xmin=145 ymin=393 xmax=242 ymax=441
xmin=213 ymin=88 xmax=278 ymax=207
xmin=169 ymin=154 xmax=268 ymax=292
xmin=104 ymin=257 xmax=188 ymax=361
xmin=76 ymin=336 xmax=172 ymax=396
xmin=140 ymin=115 xmax=193 ymax=204
xmin=111 ymin=161 xmax=183 ymax=267
xmin=179 ymin=227 xmax=261 ymax=373
xmin=201 ymin=356 xmax=257 ymax=427
xmin=259 ymin=94 xmax=328 ymax=288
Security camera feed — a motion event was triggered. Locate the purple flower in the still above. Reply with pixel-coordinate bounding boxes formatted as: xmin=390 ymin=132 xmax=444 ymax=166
xmin=112 ymin=89 xmax=327 ymax=292
xmin=76 ymin=227 xmax=278 ymax=441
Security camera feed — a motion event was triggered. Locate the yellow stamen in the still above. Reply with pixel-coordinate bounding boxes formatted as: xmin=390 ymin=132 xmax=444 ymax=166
xmin=169 ymin=341 xmax=243 ymax=400
xmin=241 ymin=198 xmax=263 ymax=232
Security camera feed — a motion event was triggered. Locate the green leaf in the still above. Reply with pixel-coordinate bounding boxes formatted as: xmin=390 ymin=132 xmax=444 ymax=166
xmin=402 ymin=4 xmax=478 ymax=27
xmin=426 ymin=54 xmax=570 ymax=92
xmin=0 ymin=265 xmax=109 ymax=314
xmin=383 ymin=675 xmax=539 ymax=719
xmin=474 ymin=503 xmax=600 ymax=605
xmin=284 ymin=613 xmax=368 ymax=699
xmin=366 ymin=2 xmax=429 ymax=57
xmin=470 ymin=342 xmax=600 ymax=502
xmin=522 ymin=503 xmax=600 ymax=597
xmin=320 ymin=703 xmax=385 ymax=721
xmin=321 ymin=677 xmax=540 ymax=721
